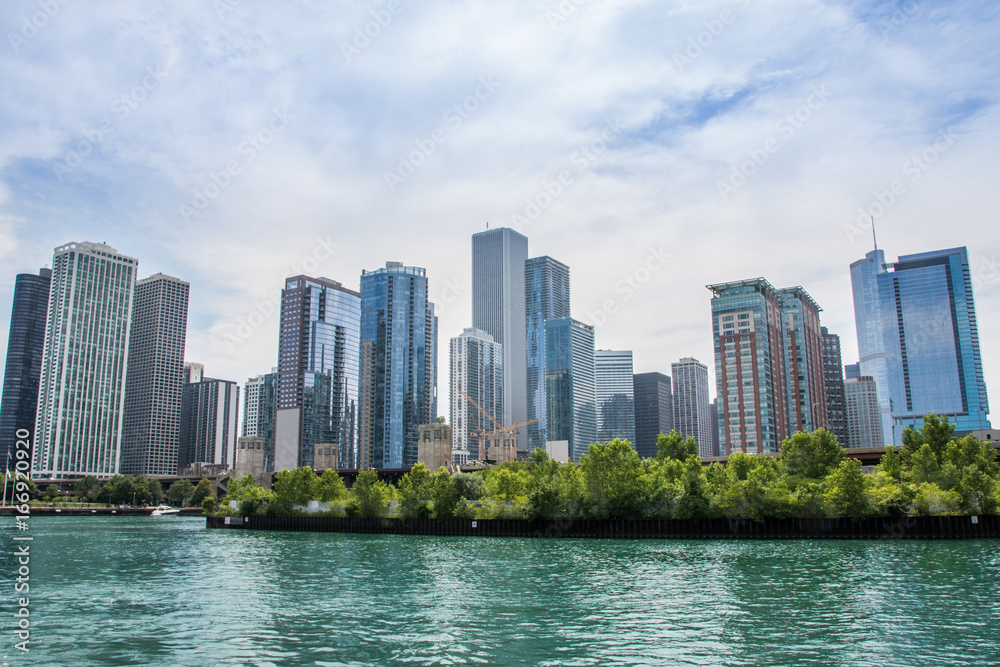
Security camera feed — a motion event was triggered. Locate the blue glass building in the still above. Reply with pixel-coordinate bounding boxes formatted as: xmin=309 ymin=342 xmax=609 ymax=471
xmin=358 ymin=263 xmax=437 ymax=469
xmin=274 ymin=275 xmax=361 ymax=471
xmin=544 ymin=317 xmax=596 ymax=462
xmin=524 ymin=255 xmax=570 ymax=451
xmin=851 ymin=246 xmax=990 ymax=443
xmin=0 ymin=268 xmax=51 ymax=463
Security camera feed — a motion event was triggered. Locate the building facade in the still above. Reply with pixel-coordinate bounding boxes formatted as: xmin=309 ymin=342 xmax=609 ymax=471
xmin=851 ymin=247 xmax=991 ymax=443
xmin=120 ymin=273 xmax=190 ymax=476
xmin=449 ymin=327 xmax=503 ymax=464
xmin=243 ymin=371 xmax=278 ymax=472
xmin=595 ymin=350 xmax=635 ymax=444
xmin=632 ymin=371 xmax=672 ymax=459
xmin=0 ymin=268 xmax=51 ymax=462
xmin=178 ymin=373 xmax=240 ymax=471
xmin=778 ymin=287 xmax=828 ymax=434
xmin=274 ymin=275 xmax=361 ymax=472
xmin=844 ymin=376 xmax=884 ymax=448
xmin=544 ymin=317 xmax=596 ymax=462
xmin=671 ymin=357 xmax=713 ymax=457
xmin=418 ymin=423 xmax=453 ymax=470
xmin=820 ymin=327 xmax=849 ymax=447
xmin=524 ymin=255 xmax=571 ymax=451
xmin=33 ymin=242 xmax=137 ymax=478
xmin=472 ymin=227 xmax=528 ymax=432
xmin=358 ymin=263 xmax=437 ymax=469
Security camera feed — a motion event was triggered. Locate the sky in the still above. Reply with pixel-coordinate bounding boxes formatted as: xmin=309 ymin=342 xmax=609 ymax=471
xmin=1 ymin=0 xmax=998 ymax=424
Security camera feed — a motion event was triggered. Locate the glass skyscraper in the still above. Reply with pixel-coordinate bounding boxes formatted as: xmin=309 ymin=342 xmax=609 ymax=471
xmin=121 ymin=273 xmax=190 ymax=476
xmin=777 ymin=287 xmax=828 ymax=435
xmin=632 ymin=372 xmax=672 ymax=459
xmin=524 ymin=255 xmax=570 ymax=451
xmin=358 ymin=263 xmax=437 ymax=469
xmin=595 ymin=350 xmax=635 ymax=444
xmin=544 ymin=317 xmax=596 ymax=462
xmin=243 ymin=370 xmax=278 ymax=472
xmin=0 ymin=268 xmax=51 ymax=463
xmin=179 ymin=372 xmax=240 ymax=470
xmin=821 ymin=327 xmax=849 ymax=447
xmin=275 ymin=275 xmax=362 ymax=471
xmin=851 ymin=246 xmax=990 ymax=443
xmin=33 ymin=242 xmax=137 ymax=478
xmin=472 ymin=227 xmax=528 ymax=430
xmin=449 ymin=327 xmax=503 ymax=463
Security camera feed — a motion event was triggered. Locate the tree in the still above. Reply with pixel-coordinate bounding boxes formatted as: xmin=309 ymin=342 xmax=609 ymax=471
xmin=825 ymin=458 xmax=872 ymax=519
xmin=201 ymin=494 xmax=218 ymax=515
xmin=581 ymin=439 xmax=649 ymax=519
xmin=434 ymin=416 xmax=446 ymax=424
xmin=225 ymin=474 xmax=262 ymax=503
xmin=876 ymin=446 xmax=903 ymax=480
xmin=397 ymin=463 xmax=433 ymax=518
xmin=148 ymin=479 xmax=165 ymax=504
xmin=45 ymin=483 xmax=59 ymax=501
xmin=780 ymin=429 xmax=844 ymax=480
xmin=346 ymin=469 xmax=390 ymax=518
xmin=901 ymin=412 xmax=954 ymax=463
xmin=674 ymin=456 xmax=710 ymax=520
xmin=452 ymin=473 xmax=485 ymax=501
xmin=316 ymin=469 xmax=348 ymax=502
xmin=75 ymin=475 xmax=101 ymax=501
xmin=430 ymin=469 xmax=459 ymax=518
xmin=655 ymin=431 xmax=698 ymax=462
xmin=272 ymin=467 xmax=318 ymax=509
xmin=166 ymin=479 xmax=196 ymax=507
xmin=190 ymin=478 xmax=215 ymax=506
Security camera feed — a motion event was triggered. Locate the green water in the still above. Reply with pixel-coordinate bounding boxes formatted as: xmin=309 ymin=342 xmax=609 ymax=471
xmin=2 ymin=517 xmax=998 ymax=666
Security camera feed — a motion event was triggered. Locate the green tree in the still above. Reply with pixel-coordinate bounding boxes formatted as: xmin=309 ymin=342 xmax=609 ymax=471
xmin=824 ymin=458 xmax=872 ymax=519
xmin=190 ymin=478 xmax=215 ymax=506
xmin=397 ymin=463 xmax=433 ymax=518
xmin=901 ymin=412 xmax=954 ymax=463
xmin=876 ymin=446 xmax=903 ymax=480
xmin=655 ymin=431 xmax=698 ymax=462
xmin=45 ymin=483 xmax=59 ymax=501
xmin=225 ymin=474 xmax=262 ymax=502
xmin=346 ymin=469 xmax=390 ymax=518
xmin=906 ymin=444 xmax=942 ymax=485
xmin=434 ymin=416 xmax=446 ymax=424
xmin=581 ymin=439 xmax=649 ymax=519
xmin=201 ymin=494 xmax=218 ymax=515
xmin=316 ymin=469 xmax=348 ymax=502
xmin=272 ymin=467 xmax=318 ymax=509
xmin=430 ymin=469 xmax=459 ymax=518
xmin=166 ymin=479 xmax=196 ymax=507
xmin=452 ymin=472 xmax=485 ymax=501
xmin=75 ymin=475 xmax=101 ymax=501
xmin=674 ymin=456 xmax=710 ymax=520
xmin=237 ymin=486 xmax=273 ymax=515
xmin=911 ymin=482 xmax=961 ymax=516
xmin=780 ymin=429 xmax=844 ymax=480
xmin=148 ymin=479 xmax=165 ymax=504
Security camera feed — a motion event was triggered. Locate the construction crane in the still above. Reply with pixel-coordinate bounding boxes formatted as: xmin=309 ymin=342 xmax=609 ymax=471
xmin=457 ymin=389 xmax=543 ymax=462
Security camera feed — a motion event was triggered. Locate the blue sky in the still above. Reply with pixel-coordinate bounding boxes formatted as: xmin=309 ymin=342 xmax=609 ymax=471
xmin=1 ymin=0 xmax=998 ymax=417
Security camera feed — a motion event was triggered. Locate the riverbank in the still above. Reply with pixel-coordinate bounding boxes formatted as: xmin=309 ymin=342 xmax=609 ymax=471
xmin=0 ymin=506 xmax=203 ymax=516
xmin=206 ymin=514 xmax=1000 ymax=539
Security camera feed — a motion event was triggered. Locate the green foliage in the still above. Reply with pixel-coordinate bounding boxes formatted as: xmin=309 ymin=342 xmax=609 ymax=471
xmin=166 ymin=478 xmax=196 ymax=506
xmin=825 ymin=459 xmax=872 ymax=519
xmin=876 ymin=446 xmax=903 ymax=480
xmin=272 ymin=467 xmax=318 ymax=508
xmin=452 ymin=472 xmax=485 ymax=501
xmin=45 ymin=483 xmax=58 ymax=500
xmin=434 ymin=416 xmax=446 ymax=424
xmin=225 ymin=474 xmax=262 ymax=502
xmin=430 ymin=469 xmax=460 ymax=519
xmin=901 ymin=412 xmax=955 ymax=462
xmin=238 ymin=486 xmax=273 ymax=516
xmin=655 ymin=431 xmax=698 ymax=462
xmin=346 ymin=469 xmax=390 ymax=518
xmin=397 ymin=463 xmax=433 ymax=519
xmin=316 ymin=469 xmax=348 ymax=502
xmin=75 ymin=475 xmax=101 ymax=500
xmin=581 ymin=439 xmax=650 ymax=519
xmin=190 ymin=478 xmax=215 ymax=506
xmin=148 ymin=479 xmax=165 ymax=504
xmin=201 ymin=494 xmax=217 ymax=515
xmin=780 ymin=429 xmax=844 ymax=479
xmin=911 ymin=482 xmax=961 ymax=516
xmin=98 ymin=475 xmax=155 ymax=505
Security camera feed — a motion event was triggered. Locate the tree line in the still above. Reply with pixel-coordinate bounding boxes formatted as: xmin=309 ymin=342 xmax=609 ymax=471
xmin=208 ymin=413 xmax=999 ymax=521
xmin=23 ymin=475 xmax=217 ymax=508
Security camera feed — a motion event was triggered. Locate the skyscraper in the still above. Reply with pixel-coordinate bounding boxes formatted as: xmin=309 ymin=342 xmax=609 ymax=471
xmin=243 ymin=370 xmax=278 ymax=472
xmin=778 ymin=287 xmax=828 ymax=434
xmin=0 ymin=268 xmax=51 ymax=462
xmin=851 ymin=246 xmax=990 ymax=443
xmin=472 ymin=227 xmax=528 ymax=431
xmin=632 ymin=371 xmax=672 ymax=459
xmin=845 ymin=376 xmax=884 ymax=448
xmin=358 ymin=262 xmax=437 ymax=469
xmin=595 ymin=350 xmax=635 ymax=444
xmin=121 ymin=274 xmax=190 ymax=476
xmin=671 ymin=357 xmax=713 ymax=457
xmin=179 ymin=371 xmax=239 ymax=471
xmin=274 ymin=275 xmax=361 ymax=471
xmin=449 ymin=327 xmax=503 ymax=463
xmin=544 ymin=317 xmax=596 ymax=462
xmin=33 ymin=242 xmax=137 ymax=478
xmin=844 ymin=362 xmax=861 ymax=380
xmin=524 ymin=255 xmax=571 ymax=451
xmin=821 ymin=327 xmax=849 ymax=447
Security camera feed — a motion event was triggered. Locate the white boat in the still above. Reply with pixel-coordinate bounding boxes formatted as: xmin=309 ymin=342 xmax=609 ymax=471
xmin=151 ymin=505 xmax=181 ymax=516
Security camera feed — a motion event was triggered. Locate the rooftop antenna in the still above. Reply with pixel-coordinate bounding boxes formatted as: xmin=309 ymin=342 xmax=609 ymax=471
xmin=871 ymin=216 xmax=878 ymax=252
xmin=486 ymin=221 xmax=489 ymax=229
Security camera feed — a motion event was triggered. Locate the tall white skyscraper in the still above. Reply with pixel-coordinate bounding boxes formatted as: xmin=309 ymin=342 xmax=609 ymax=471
xmin=595 ymin=350 xmax=635 ymax=444
xmin=472 ymin=227 xmax=528 ymax=430
xmin=449 ymin=328 xmax=503 ymax=463
xmin=672 ymin=357 xmax=713 ymax=457
xmin=33 ymin=242 xmax=138 ymax=478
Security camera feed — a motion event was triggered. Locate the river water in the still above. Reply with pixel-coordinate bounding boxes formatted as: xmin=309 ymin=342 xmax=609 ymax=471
xmin=3 ymin=516 xmax=998 ymax=666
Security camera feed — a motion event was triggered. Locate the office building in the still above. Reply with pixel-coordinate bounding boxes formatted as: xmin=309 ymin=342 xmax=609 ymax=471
xmin=851 ymin=246 xmax=990 ymax=443
xmin=525 ymin=255 xmax=571 ymax=451
xmin=672 ymin=357 xmax=713 ymax=457
xmin=274 ymin=275 xmax=361 ymax=472
xmin=121 ymin=273 xmax=190 ymax=476
xmin=845 ymin=363 xmax=861 ymax=380
xmin=710 ymin=399 xmax=720 ymax=455
xmin=544 ymin=318 xmax=596 ymax=462
xmin=845 ymin=376 xmax=884 ymax=448
xmin=178 ymin=371 xmax=239 ymax=471
xmin=632 ymin=372 xmax=672 ymax=459
xmin=778 ymin=287 xmax=828 ymax=433
xmin=595 ymin=350 xmax=635 ymax=444
xmin=472 ymin=227 xmax=528 ymax=431
xmin=0 ymin=268 xmax=51 ymax=462
xmin=243 ymin=371 xmax=278 ymax=472
xmin=449 ymin=327 xmax=503 ymax=464
xmin=33 ymin=242 xmax=137 ymax=478
xmin=821 ymin=327 xmax=848 ymax=447
xmin=358 ymin=262 xmax=437 ymax=469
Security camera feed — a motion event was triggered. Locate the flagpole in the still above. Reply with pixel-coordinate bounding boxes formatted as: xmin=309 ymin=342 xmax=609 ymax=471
xmin=2 ymin=458 xmax=10 ymax=507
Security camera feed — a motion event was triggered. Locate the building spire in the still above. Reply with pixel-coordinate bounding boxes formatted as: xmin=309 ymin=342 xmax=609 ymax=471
xmin=872 ymin=216 xmax=878 ymax=252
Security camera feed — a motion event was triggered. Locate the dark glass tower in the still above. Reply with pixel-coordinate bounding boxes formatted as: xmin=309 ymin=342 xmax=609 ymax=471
xmin=524 ymin=256 xmax=570 ymax=451
xmin=632 ymin=372 xmax=672 ymax=459
xmin=821 ymin=327 xmax=849 ymax=447
xmin=0 ymin=268 xmax=51 ymax=462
